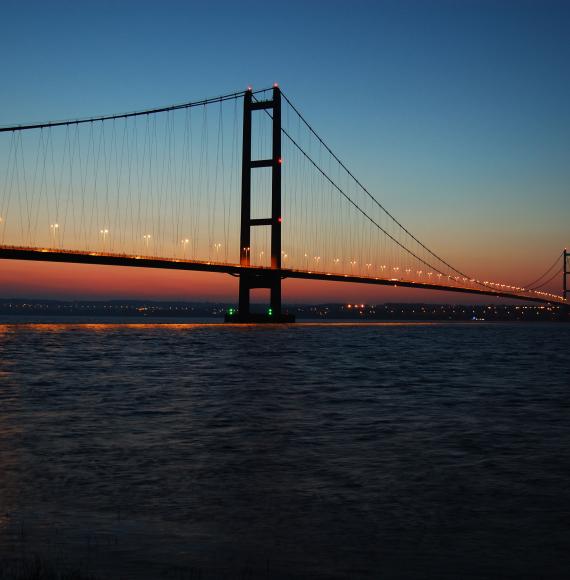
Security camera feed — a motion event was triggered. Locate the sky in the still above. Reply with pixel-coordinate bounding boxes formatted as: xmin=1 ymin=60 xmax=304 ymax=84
xmin=1 ymin=0 xmax=569 ymax=303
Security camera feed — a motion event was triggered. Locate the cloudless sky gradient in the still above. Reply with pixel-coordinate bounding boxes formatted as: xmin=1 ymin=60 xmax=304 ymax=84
xmin=1 ymin=0 xmax=569 ymax=303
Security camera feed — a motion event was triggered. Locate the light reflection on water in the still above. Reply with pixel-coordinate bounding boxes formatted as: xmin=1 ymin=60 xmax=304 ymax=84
xmin=0 ymin=319 xmax=569 ymax=579
xmin=0 ymin=321 xmax=442 ymax=329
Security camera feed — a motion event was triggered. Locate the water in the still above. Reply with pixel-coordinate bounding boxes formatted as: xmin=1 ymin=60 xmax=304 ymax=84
xmin=0 ymin=320 xmax=569 ymax=579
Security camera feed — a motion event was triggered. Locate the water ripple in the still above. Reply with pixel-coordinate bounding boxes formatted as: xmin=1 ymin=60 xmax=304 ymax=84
xmin=0 ymin=321 xmax=569 ymax=579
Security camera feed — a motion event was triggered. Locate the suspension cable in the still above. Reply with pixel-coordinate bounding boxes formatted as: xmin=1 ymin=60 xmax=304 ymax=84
xmin=0 ymin=88 xmax=272 ymax=133
xmin=278 ymin=123 xmax=449 ymax=276
xmin=522 ymin=251 xmax=563 ymax=289
xmin=529 ymin=268 xmax=563 ymax=291
xmin=281 ymin=90 xmax=479 ymax=282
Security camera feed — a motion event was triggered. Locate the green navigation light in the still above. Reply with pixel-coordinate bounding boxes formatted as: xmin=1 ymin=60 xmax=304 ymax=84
xmin=267 ymin=308 xmax=273 ymax=316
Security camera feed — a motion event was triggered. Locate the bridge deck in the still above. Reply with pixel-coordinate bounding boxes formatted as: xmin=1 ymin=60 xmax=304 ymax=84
xmin=0 ymin=245 xmax=564 ymax=305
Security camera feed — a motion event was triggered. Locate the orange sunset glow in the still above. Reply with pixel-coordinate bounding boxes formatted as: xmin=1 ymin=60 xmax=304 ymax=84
xmin=1 ymin=259 xmax=547 ymax=304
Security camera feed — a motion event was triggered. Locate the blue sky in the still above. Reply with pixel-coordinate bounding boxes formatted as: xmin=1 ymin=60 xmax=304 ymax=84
xmin=1 ymin=0 xmax=569 ymax=298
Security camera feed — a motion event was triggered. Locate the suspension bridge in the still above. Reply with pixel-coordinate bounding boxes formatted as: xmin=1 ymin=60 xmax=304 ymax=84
xmin=0 ymin=85 xmax=567 ymax=322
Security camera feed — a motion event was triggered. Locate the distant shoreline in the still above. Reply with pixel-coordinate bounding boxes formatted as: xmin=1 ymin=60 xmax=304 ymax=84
xmin=0 ymin=299 xmax=566 ymax=322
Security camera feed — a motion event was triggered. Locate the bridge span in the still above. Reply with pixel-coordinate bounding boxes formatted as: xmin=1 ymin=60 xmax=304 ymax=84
xmin=0 ymin=245 xmax=563 ymax=307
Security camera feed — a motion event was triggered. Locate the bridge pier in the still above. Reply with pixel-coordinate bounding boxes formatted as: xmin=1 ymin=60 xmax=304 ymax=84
xmin=226 ymin=270 xmax=293 ymax=323
xmin=225 ymin=85 xmax=294 ymax=323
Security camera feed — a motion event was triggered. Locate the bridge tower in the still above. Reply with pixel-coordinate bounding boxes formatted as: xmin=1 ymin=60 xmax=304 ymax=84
xmin=226 ymin=86 xmax=294 ymax=323
xmin=562 ymin=248 xmax=570 ymax=300
xmin=561 ymin=248 xmax=570 ymax=322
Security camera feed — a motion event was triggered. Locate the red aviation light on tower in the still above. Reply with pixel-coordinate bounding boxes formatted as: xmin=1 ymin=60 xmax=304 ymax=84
xmin=273 ymin=82 xmax=279 ymax=88
xmin=247 ymin=85 xmax=253 ymax=92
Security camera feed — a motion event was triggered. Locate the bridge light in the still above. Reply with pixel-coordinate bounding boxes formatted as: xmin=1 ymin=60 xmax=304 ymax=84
xmin=273 ymin=82 xmax=279 ymax=88
xmin=278 ymin=217 xmax=282 ymax=222
xmin=267 ymin=307 xmax=273 ymax=316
